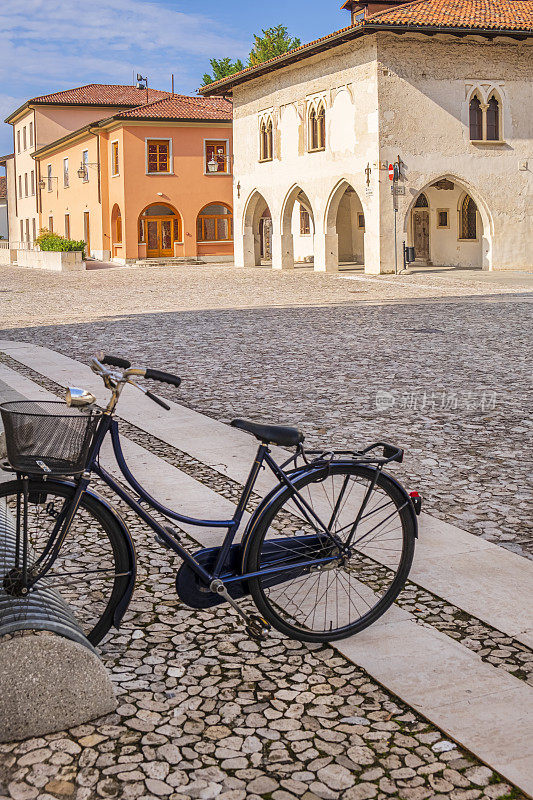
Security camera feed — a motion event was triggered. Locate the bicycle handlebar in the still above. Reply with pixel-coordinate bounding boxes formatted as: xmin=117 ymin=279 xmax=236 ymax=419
xmin=92 ymin=353 xmax=181 ymax=413
xmin=145 ymin=369 xmax=182 ymax=388
xmin=101 ymin=354 xmax=132 ymax=369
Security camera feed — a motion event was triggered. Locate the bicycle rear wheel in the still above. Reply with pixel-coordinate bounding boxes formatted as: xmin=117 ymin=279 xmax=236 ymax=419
xmin=0 ymin=478 xmax=133 ymax=645
xmin=245 ymin=463 xmax=416 ymax=643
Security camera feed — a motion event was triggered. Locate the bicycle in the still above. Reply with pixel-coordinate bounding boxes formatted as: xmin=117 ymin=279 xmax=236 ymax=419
xmin=0 ymin=354 xmax=421 ymax=647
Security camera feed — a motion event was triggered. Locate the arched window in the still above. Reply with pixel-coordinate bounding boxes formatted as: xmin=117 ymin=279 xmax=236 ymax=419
xmin=486 ymin=95 xmax=500 ymax=141
xmin=260 ymin=117 xmax=273 ymax=161
xmin=197 ymin=203 xmax=233 ymax=242
xmin=414 ymin=193 xmax=429 ymax=208
xmin=460 ymin=195 xmax=477 ymax=240
xmin=469 ymin=96 xmax=483 ymax=141
xmin=309 ymin=103 xmax=326 ymax=151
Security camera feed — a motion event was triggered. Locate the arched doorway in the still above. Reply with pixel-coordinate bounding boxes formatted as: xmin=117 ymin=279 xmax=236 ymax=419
xmin=325 ymin=181 xmax=365 ymax=271
xmin=111 ymin=204 xmax=122 ymax=259
xmin=412 ymin=193 xmax=430 ymax=262
xmin=138 ymin=204 xmax=182 ymax=258
xmin=406 ymin=177 xmax=491 ymax=270
xmin=243 ymin=191 xmax=273 ymax=266
xmin=281 ymin=186 xmax=315 ymax=268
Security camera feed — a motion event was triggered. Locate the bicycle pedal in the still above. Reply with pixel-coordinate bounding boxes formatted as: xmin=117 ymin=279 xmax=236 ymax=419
xmin=245 ymin=614 xmax=271 ymax=641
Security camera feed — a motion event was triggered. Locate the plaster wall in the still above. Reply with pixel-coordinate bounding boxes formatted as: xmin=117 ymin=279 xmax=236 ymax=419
xmin=232 ymin=35 xmax=380 ymax=271
xmin=120 ymin=122 xmax=233 ymax=260
xmin=37 ymin=133 xmax=103 ymax=258
xmin=12 ymin=110 xmax=38 ymax=242
xmin=0 ymin=201 xmax=7 ymax=240
xmin=377 ymin=33 xmax=533 ymax=270
xmin=231 ymin=30 xmax=532 ymax=273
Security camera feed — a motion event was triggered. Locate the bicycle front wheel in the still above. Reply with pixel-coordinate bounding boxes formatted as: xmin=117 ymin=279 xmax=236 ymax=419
xmin=245 ymin=463 xmax=416 ymax=643
xmin=0 ymin=478 xmax=133 ymax=645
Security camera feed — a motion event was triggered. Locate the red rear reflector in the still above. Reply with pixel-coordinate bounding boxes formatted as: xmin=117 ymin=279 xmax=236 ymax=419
xmin=410 ymin=492 xmax=420 ymax=498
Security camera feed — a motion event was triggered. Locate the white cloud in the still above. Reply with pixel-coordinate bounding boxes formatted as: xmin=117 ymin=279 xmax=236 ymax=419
xmin=0 ymin=0 xmax=248 ymax=152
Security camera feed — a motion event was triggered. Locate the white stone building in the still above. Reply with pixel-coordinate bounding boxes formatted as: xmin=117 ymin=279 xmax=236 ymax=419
xmin=202 ymin=0 xmax=532 ymax=273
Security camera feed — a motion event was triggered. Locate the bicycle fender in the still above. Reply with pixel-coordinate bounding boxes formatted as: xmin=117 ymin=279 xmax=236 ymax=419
xmin=380 ymin=471 xmax=420 ymax=539
xmin=34 ymin=478 xmax=137 ymax=628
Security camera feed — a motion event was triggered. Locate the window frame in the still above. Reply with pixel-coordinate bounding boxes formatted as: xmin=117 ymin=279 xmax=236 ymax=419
xmin=47 ymin=164 xmax=53 ymax=192
xmin=48 ymin=216 xmax=54 ymax=233
xmin=486 ymin=95 xmax=500 ymax=142
xmin=17 ymin=130 xmax=21 ymax=154
xmin=259 ymin=116 xmax=273 ymax=163
xmin=204 ymin=139 xmax=230 ymax=175
xmin=63 ymin=157 xmax=69 ymax=188
xmin=82 ymin=149 xmax=90 ymax=182
xmin=111 ymin=140 xmax=120 ymax=177
xmin=436 ymin=209 xmax=450 ymax=230
xmin=308 ymin=101 xmax=326 ymax=153
xmin=29 ymin=122 xmax=34 ymax=148
xmin=358 ymin=213 xmax=366 ymax=230
xmin=299 ymin=204 xmax=311 ymax=236
xmin=196 ymin=203 xmax=233 ymax=243
xmin=64 ymin=213 xmax=70 ymax=239
xmin=145 ymin=138 xmax=172 ymax=175
xmin=24 ymin=173 xmax=28 ymax=197
xmin=30 ymin=170 xmax=35 ymax=196
xmin=458 ymin=195 xmax=478 ymax=241
xmin=23 ymin=126 xmax=27 ymax=151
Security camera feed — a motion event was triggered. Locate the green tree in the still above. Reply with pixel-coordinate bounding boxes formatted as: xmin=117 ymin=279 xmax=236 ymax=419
xmin=248 ymin=25 xmax=301 ymax=67
xmin=201 ymin=57 xmax=245 ymax=87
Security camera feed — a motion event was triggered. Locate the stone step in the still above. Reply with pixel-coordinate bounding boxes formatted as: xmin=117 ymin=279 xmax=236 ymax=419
xmin=133 ymin=258 xmax=205 ymax=267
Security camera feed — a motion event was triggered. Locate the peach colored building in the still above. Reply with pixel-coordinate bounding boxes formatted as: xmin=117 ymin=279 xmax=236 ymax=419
xmin=5 ymin=84 xmax=234 ymax=263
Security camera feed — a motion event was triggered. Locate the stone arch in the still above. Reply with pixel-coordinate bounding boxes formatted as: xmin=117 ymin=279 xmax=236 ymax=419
xmin=242 ymin=190 xmax=273 ymax=266
xmin=279 ymin=184 xmax=315 ymax=268
xmin=322 ymin=180 xmax=366 ymax=271
xmin=404 ymin=175 xmax=493 ymax=270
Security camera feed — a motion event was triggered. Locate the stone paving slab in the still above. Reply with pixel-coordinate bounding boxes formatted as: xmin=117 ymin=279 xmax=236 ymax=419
xmin=2 ymin=343 xmax=531 ymax=648
xmin=0 ymin=359 xmax=532 ymax=796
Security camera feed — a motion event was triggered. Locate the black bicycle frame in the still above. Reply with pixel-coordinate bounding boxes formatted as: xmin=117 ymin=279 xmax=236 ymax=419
xmin=79 ymin=413 xmax=340 ymax=590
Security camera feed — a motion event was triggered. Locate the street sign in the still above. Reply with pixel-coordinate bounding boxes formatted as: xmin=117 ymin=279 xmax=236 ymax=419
xmin=391 ymin=186 xmax=406 ymax=195
xmin=389 ymin=164 xmax=394 ymax=181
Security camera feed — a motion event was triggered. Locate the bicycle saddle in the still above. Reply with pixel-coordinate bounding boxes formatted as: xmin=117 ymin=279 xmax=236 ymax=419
xmin=231 ymin=419 xmax=305 ymax=448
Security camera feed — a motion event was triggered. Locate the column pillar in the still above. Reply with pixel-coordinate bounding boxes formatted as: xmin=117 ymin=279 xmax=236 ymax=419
xmin=272 ymin=233 xmax=295 ymax=270
xmin=314 ymin=232 xmax=339 ymax=272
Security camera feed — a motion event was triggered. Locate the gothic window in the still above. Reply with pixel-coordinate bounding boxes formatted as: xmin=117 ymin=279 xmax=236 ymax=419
xmin=414 ymin=193 xmax=429 ymax=208
xmin=486 ymin=95 xmax=500 ymax=141
xmin=309 ymin=102 xmax=326 ymax=151
xmin=469 ymin=96 xmax=483 ymax=141
xmin=460 ymin=195 xmax=477 ymax=240
xmin=259 ymin=117 xmax=273 ymax=161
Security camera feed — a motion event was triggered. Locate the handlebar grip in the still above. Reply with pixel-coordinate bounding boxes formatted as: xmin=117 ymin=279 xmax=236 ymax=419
xmin=145 ymin=369 xmax=181 ymax=388
xmin=145 ymin=390 xmax=171 ymax=411
xmin=101 ymin=354 xmax=132 ymax=369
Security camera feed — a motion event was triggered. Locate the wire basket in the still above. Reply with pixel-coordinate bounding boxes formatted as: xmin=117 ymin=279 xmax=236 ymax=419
xmin=0 ymin=401 xmax=102 ymax=476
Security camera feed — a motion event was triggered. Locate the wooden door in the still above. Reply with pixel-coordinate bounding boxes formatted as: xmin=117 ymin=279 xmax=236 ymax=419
xmin=83 ymin=212 xmax=90 ymax=256
xmin=146 ymin=220 xmax=159 ymax=257
xmin=160 ymin=219 xmax=173 ymax=257
xmin=413 ymin=210 xmax=430 ymax=261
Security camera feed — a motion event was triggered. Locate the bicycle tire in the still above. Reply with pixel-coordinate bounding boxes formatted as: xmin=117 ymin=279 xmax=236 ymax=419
xmin=244 ymin=463 xmax=416 ymax=643
xmin=0 ymin=478 xmax=133 ymax=646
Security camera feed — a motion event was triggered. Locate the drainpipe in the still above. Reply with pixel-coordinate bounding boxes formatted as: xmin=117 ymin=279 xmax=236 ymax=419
xmin=89 ymin=127 xmax=101 ymax=204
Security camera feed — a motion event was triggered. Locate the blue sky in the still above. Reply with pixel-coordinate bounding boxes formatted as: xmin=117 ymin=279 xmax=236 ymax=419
xmin=0 ymin=0 xmax=347 ymax=156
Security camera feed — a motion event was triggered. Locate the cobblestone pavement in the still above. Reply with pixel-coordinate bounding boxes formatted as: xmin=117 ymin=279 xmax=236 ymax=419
xmin=1 ymin=351 xmax=532 ymax=690
xmin=0 ymin=264 xmax=531 ymax=559
xmin=0 ymin=471 xmax=528 ymax=800
xmin=0 ymin=261 xmax=532 ymax=799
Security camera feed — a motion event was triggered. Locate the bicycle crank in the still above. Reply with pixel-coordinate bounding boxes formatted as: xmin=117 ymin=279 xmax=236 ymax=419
xmin=210 ymin=579 xmax=271 ymax=640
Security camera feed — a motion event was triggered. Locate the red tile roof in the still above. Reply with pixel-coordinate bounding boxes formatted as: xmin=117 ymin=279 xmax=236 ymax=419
xmin=369 ymin=0 xmax=533 ymax=29
xmin=115 ymin=94 xmax=232 ymax=121
xmin=29 ymin=83 xmax=169 ymax=107
xmin=0 ymin=176 xmax=6 ymax=200
xmin=201 ymin=0 xmax=532 ymax=95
